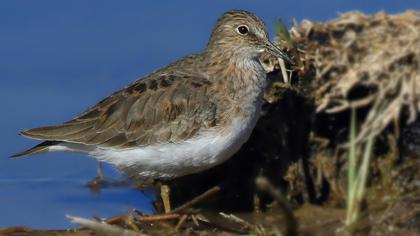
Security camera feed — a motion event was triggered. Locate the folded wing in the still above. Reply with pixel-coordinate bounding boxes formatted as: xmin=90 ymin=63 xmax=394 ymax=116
xmin=20 ymin=72 xmax=218 ymax=150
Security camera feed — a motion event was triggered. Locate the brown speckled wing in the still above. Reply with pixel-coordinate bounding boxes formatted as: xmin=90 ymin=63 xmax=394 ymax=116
xmin=21 ymin=72 xmax=218 ymax=149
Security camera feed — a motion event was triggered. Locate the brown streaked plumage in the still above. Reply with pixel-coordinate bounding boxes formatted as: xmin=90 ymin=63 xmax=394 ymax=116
xmin=13 ymin=10 xmax=293 ymax=179
xmin=19 ymin=67 xmax=218 ymax=149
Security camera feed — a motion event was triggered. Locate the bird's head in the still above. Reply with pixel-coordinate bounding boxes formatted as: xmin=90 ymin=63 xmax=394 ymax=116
xmin=207 ymin=10 xmax=293 ymax=65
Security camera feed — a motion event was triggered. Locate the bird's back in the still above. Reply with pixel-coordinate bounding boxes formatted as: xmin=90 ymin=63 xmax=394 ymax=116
xmin=14 ymin=53 xmax=223 ymax=156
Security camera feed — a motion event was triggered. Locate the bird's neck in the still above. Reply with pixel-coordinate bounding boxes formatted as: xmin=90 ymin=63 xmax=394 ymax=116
xmin=202 ymin=49 xmax=267 ymax=124
xmin=203 ymin=49 xmax=267 ymax=91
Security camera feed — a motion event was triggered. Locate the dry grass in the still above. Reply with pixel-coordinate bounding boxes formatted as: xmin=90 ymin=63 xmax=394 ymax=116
xmin=283 ymin=10 xmax=420 ymax=235
xmin=291 ymin=11 xmax=420 ymax=144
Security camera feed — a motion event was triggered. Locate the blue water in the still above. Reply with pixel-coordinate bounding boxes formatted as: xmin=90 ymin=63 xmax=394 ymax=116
xmin=1 ymin=0 xmax=419 ymax=229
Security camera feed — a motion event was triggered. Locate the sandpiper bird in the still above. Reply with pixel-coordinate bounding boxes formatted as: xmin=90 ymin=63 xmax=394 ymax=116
xmin=13 ymin=10 xmax=292 ymax=211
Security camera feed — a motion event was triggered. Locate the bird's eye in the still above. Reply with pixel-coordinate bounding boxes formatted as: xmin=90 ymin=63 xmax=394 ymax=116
xmin=237 ymin=25 xmax=249 ymax=35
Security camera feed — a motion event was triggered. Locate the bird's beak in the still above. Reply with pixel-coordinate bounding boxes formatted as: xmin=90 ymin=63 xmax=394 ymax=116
xmin=264 ymin=40 xmax=294 ymax=66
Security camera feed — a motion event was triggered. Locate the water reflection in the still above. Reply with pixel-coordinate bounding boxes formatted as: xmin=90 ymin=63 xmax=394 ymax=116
xmin=0 ymin=175 xmax=154 ymax=229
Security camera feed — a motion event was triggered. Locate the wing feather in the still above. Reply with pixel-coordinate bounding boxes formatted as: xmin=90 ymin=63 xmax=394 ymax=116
xmin=20 ymin=73 xmax=218 ymax=149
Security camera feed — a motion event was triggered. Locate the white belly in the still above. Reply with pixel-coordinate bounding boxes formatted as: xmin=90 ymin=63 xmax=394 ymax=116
xmin=90 ymin=114 xmax=260 ymax=179
xmin=91 ymin=68 xmax=266 ymax=179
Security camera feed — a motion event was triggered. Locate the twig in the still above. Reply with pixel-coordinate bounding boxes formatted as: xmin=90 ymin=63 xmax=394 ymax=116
xmin=219 ymin=212 xmax=253 ymax=231
xmin=175 ymin=214 xmax=188 ymax=231
xmin=126 ymin=214 xmax=141 ymax=232
xmin=170 ymin=186 xmax=221 ymax=214
xmin=105 ymin=215 xmax=127 ymax=224
xmin=67 ymin=215 xmax=147 ymax=236
xmin=325 ymin=94 xmax=377 ymax=114
xmin=137 ymin=213 xmax=180 ymax=222
xmin=191 ymin=214 xmax=200 ymax=227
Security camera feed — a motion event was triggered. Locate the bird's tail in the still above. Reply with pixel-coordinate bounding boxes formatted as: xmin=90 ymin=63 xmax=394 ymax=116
xmin=11 ymin=141 xmax=61 ymax=158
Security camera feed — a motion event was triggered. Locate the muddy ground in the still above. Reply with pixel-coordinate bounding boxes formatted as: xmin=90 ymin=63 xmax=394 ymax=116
xmin=1 ymin=11 xmax=420 ymax=236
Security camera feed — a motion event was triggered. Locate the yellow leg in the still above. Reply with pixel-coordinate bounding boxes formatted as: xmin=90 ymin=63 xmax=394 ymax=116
xmin=160 ymin=184 xmax=171 ymax=213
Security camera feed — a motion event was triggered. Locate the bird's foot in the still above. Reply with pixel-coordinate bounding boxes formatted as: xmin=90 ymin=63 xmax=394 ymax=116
xmin=86 ymin=162 xmax=107 ymax=193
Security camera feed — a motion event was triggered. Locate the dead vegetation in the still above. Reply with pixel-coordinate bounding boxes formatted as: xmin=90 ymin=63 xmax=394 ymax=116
xmin=295 ymin=11 xmax=420 ymax=143
xmin=284 ymin=10 xmax=420 ymax=235
xmin=2 ymin=11 xmax=420 ymax=236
